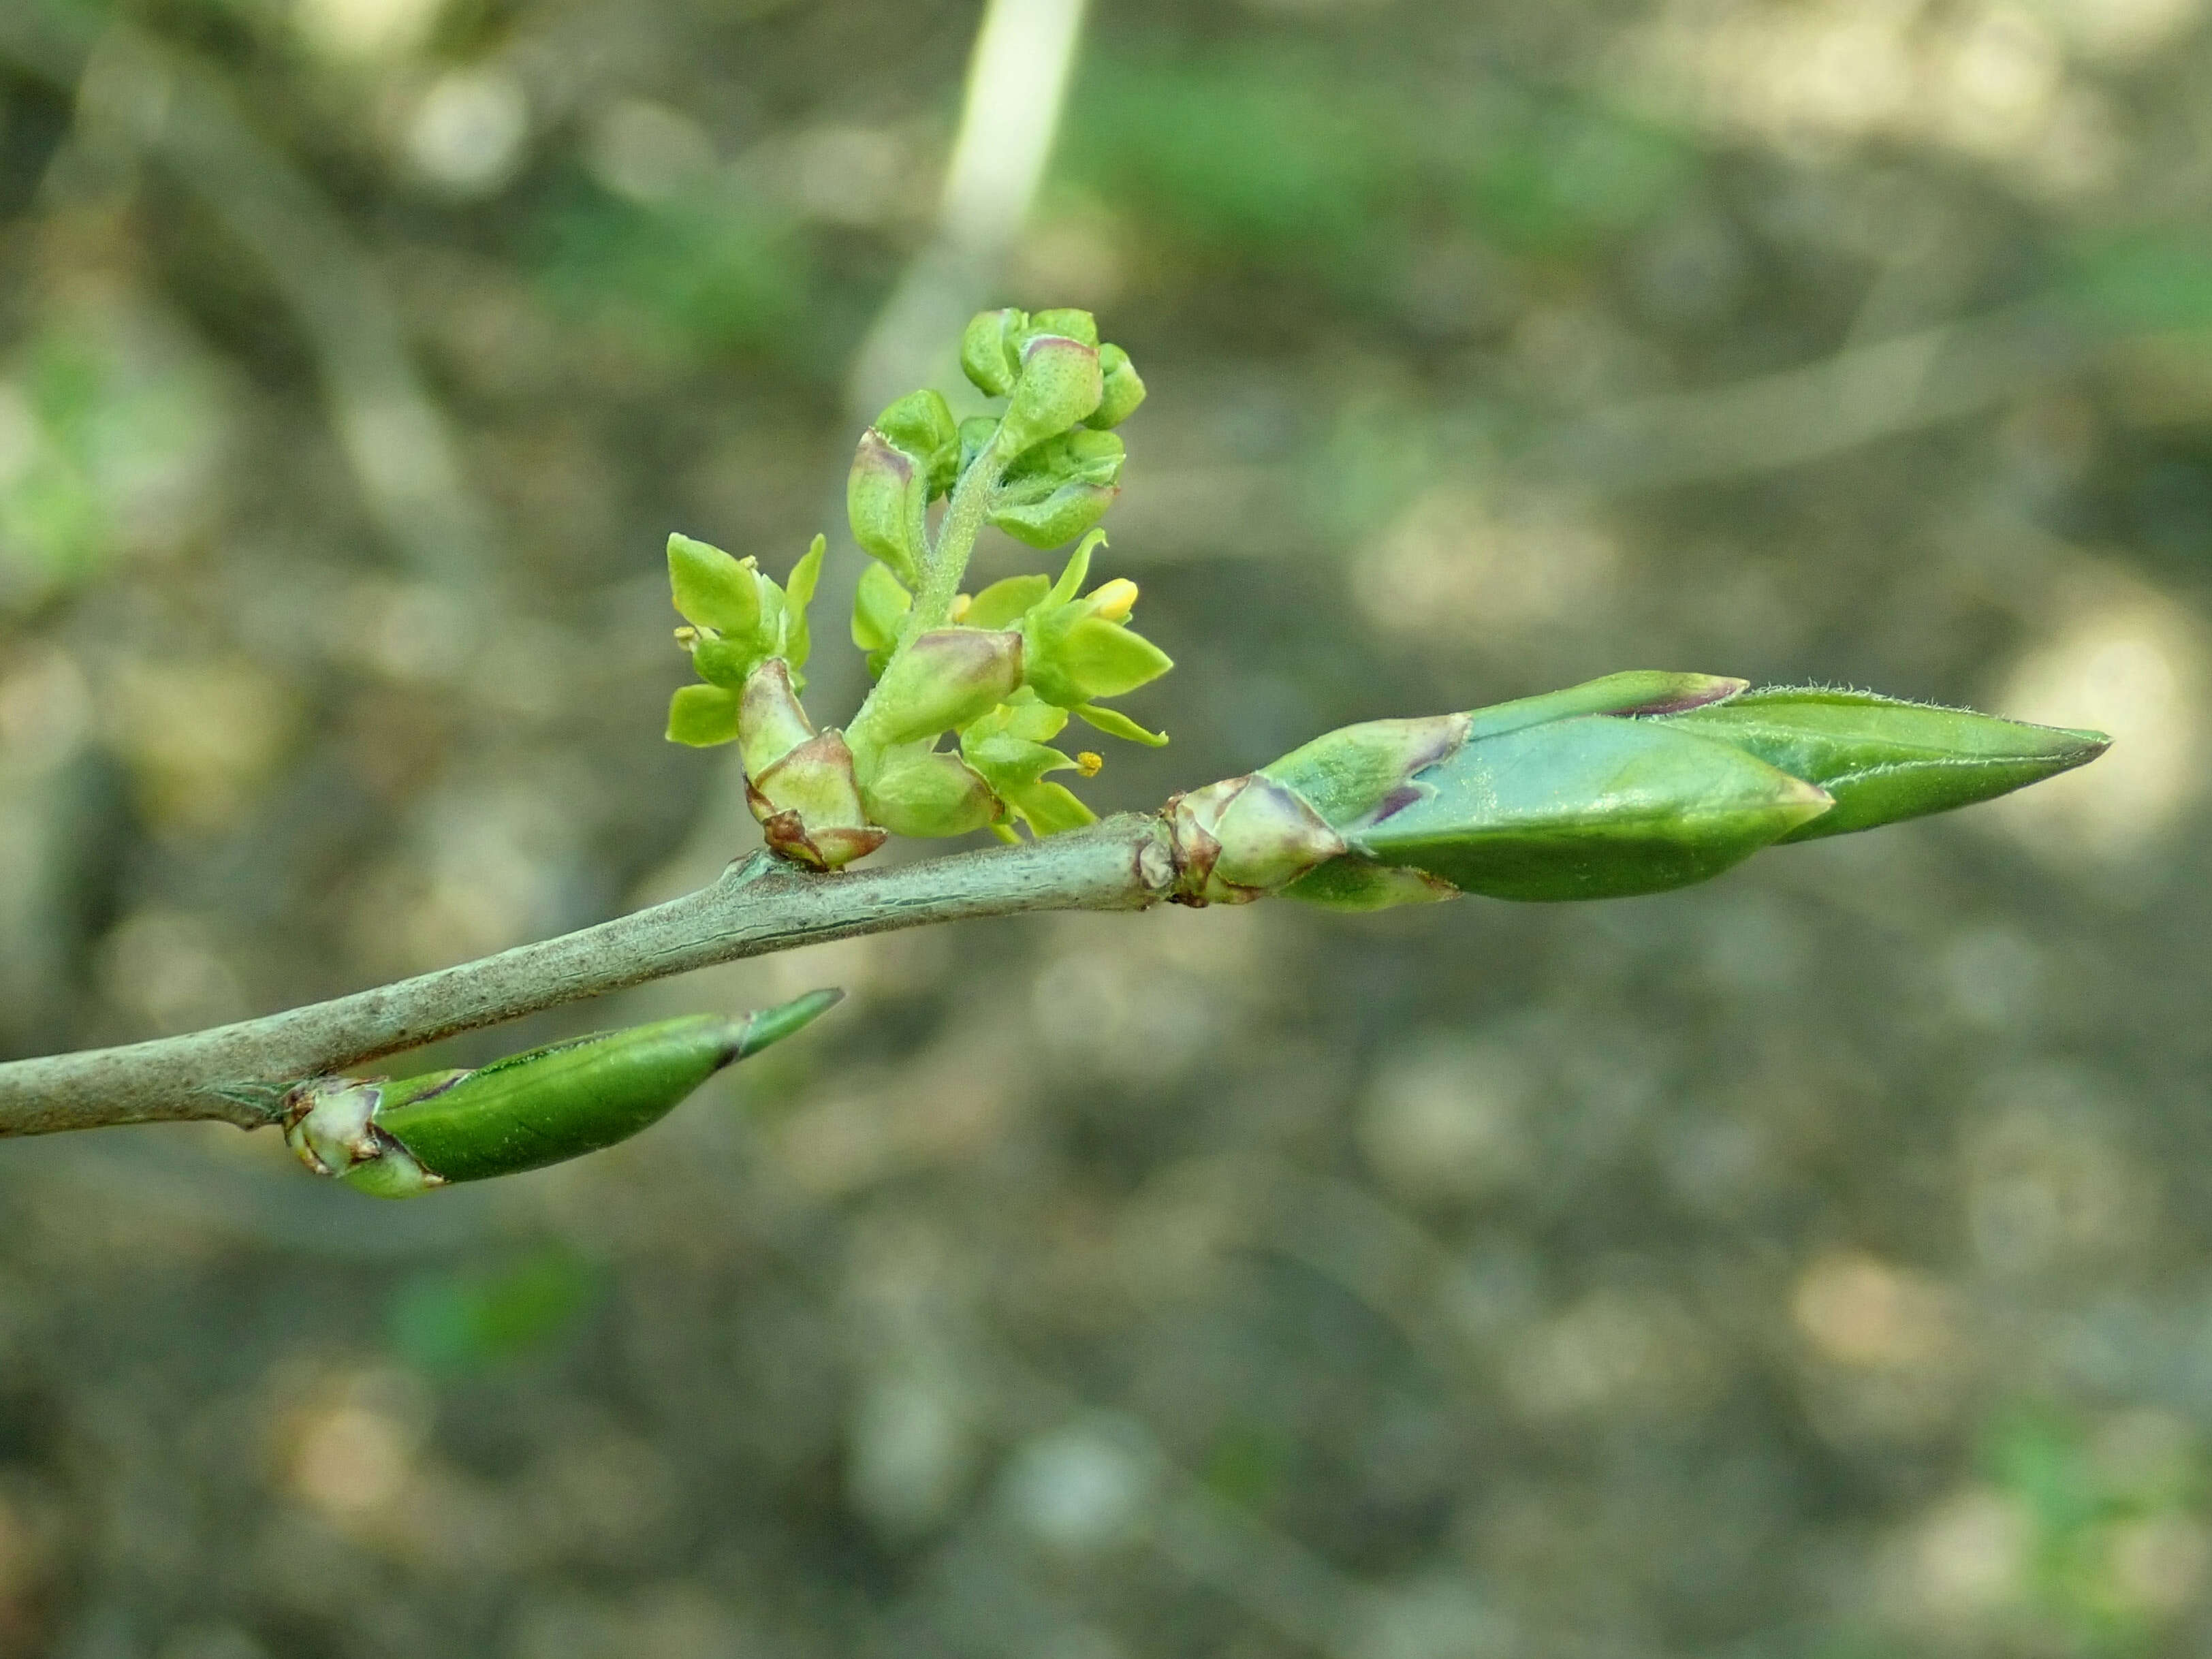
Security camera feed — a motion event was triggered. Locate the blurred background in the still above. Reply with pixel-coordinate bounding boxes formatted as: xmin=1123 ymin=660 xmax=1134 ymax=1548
xmin=0 ymin=0 xmax=2209 ymax=1653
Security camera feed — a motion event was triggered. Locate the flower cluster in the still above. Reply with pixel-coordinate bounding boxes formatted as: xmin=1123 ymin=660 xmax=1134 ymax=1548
xmin=664 ymin=306 xmax=1169 ymax=869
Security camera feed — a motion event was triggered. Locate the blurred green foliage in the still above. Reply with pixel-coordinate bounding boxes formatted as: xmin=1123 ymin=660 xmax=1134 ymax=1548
xmin=533 ymin=178 xmax=811 ymax=360
xmin=386 ymin=1246 xmax=603 ymax=1375
xmin=1065 ymin=50 xmax=1692 ymax=282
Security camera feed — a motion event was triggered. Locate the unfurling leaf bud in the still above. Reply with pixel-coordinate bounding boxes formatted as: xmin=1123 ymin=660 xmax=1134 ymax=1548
xmin=1261 ymin=713 xmax=1473 ymax=828
xmin=852 ymin=627 xmax=1024 ymax=750
xmin=1026 ymin=307 xmax=1099 ymax=347
xmin=1653 ymin=687 xmax=2111 ymax=841
xmin=962 ymin=307 xmax=1026 ymax=396
xmin=998 ymin=335 xmax=1105 ymax=456
xmin=990 ymin=428 xmax=1126 ymax=550
xmin=1237 ymin=671 xmax=2106 ymax=911
xmin=1086 ymin=343 xmax=1147 ymax=430
xmin=1169 ymin=774 xmax=1346 ymax=906
xmin=859 ymin=748 xmax=1001 ymax=838
xmin=847 ymin=430 xmax=927 ymax=586
xmin=873 ymin=389 xmax=962 ymax=497
xmin=283 ymin=996 xmax=842 ymax=1197
xmin=1349 ymin=716 xmax=1833 ymax=900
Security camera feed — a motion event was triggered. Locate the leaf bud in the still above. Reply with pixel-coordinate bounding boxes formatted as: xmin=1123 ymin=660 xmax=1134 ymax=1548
xmin=1168 ymin=774 xmax=1346 ymax=906
xmin=961 ymin=307 xmax=1027 ymax=396
xmin=851 ymin=627 xmax=1025 ymax=750
xmin=283 ymin=997 xmax=842 ymax=1197
xmin=859 ymin=748 xmax=1001 ymax=838
xmin=1653 ymin=687 xmax=2111 ymax=841
xmin=872 ymin=389 xmax=962 ymax=497
xmin=1026 ymin=307 xmax=1099 ymax=347
xmin=747 ymin=728 xmax=885 ymax=870
xmin=990 ymin=428 xmax=1125 ymax=550
xmin=738 ymin=657 xmax=817 ymax=778
xmin=1085 ymin=343 xmax=1147 ymax=430
xmin=1261 ymin=713 xmax=1473 ymax=830
xmin=847 ymin=430 xmax=926 ymax=586
xmin=998 ymin=334 xmax=1105 ymax=456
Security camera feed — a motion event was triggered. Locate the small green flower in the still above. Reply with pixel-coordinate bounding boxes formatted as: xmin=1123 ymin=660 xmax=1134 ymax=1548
xmin=960 ymin=691 xmax=1099 ymax=839
xmin=664 ymin=532 xmax=823 ymax=746
xmin=872 ymin=388 xmax=961 ymax=497
xmin=846 ymin=431 xmax=927 ymax=586
xmin=1018 ymin=531 xmax=1171 ymax=739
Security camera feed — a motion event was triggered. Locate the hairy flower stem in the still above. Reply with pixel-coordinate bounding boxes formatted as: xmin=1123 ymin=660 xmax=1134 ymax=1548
xmin=0 ymin=815 xmax=1177 ymax=1140
xmin=907 ymin=436 xmax=1009 ymax=642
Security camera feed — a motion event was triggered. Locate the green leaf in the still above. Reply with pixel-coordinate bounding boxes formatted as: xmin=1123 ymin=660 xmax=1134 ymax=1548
xmin=1656 ymin=688 xmax=2110 ymax=842
xmin=1074 ymin=702 xmax=1168 ymax=746
xmin=667 ymin=533 xmax=762 ymax=635
xmin=784 ymin=534 xmax=825 ymax=673
xmin=1355 ymin=715 xmax=1831 ymax=900
xmin=964 ymin=573 xmax=1050 ymax=631
xmin=371 ymin=1004 xmax=839 ymax=1186
xmin=1010 ymin=778 xmax=1097 ymax=836
xmin=1056 ymin=616 xmax=1173 ymax=699
xmin=666 ymin=684 xmax=740 ymax=746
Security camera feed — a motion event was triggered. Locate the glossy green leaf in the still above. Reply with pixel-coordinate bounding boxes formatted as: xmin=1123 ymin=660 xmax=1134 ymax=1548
xmin=371 ymin=998 xmax=842 ymax=1187
xmin=1353 ymin=715 xmax=1831 ymax=900
xmin=1656 ymin=688 xmax=2112 ymax=842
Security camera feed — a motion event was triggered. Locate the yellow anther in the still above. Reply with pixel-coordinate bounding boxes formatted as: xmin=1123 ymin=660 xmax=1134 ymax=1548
xmin=674 ymin=626 xmax=700 ymax=650
xmin=1075 ymin=751 xmax=1104 ymax=777
xmin=1088 ymin=578 xmax=1139 ymax=622
xmin=950 ymin=593 xmax=973 ymax=623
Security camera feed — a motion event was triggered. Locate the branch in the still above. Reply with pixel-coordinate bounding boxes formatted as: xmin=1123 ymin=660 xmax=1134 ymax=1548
xmin=0 ymin=815 xmax=1177 ymax=1140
